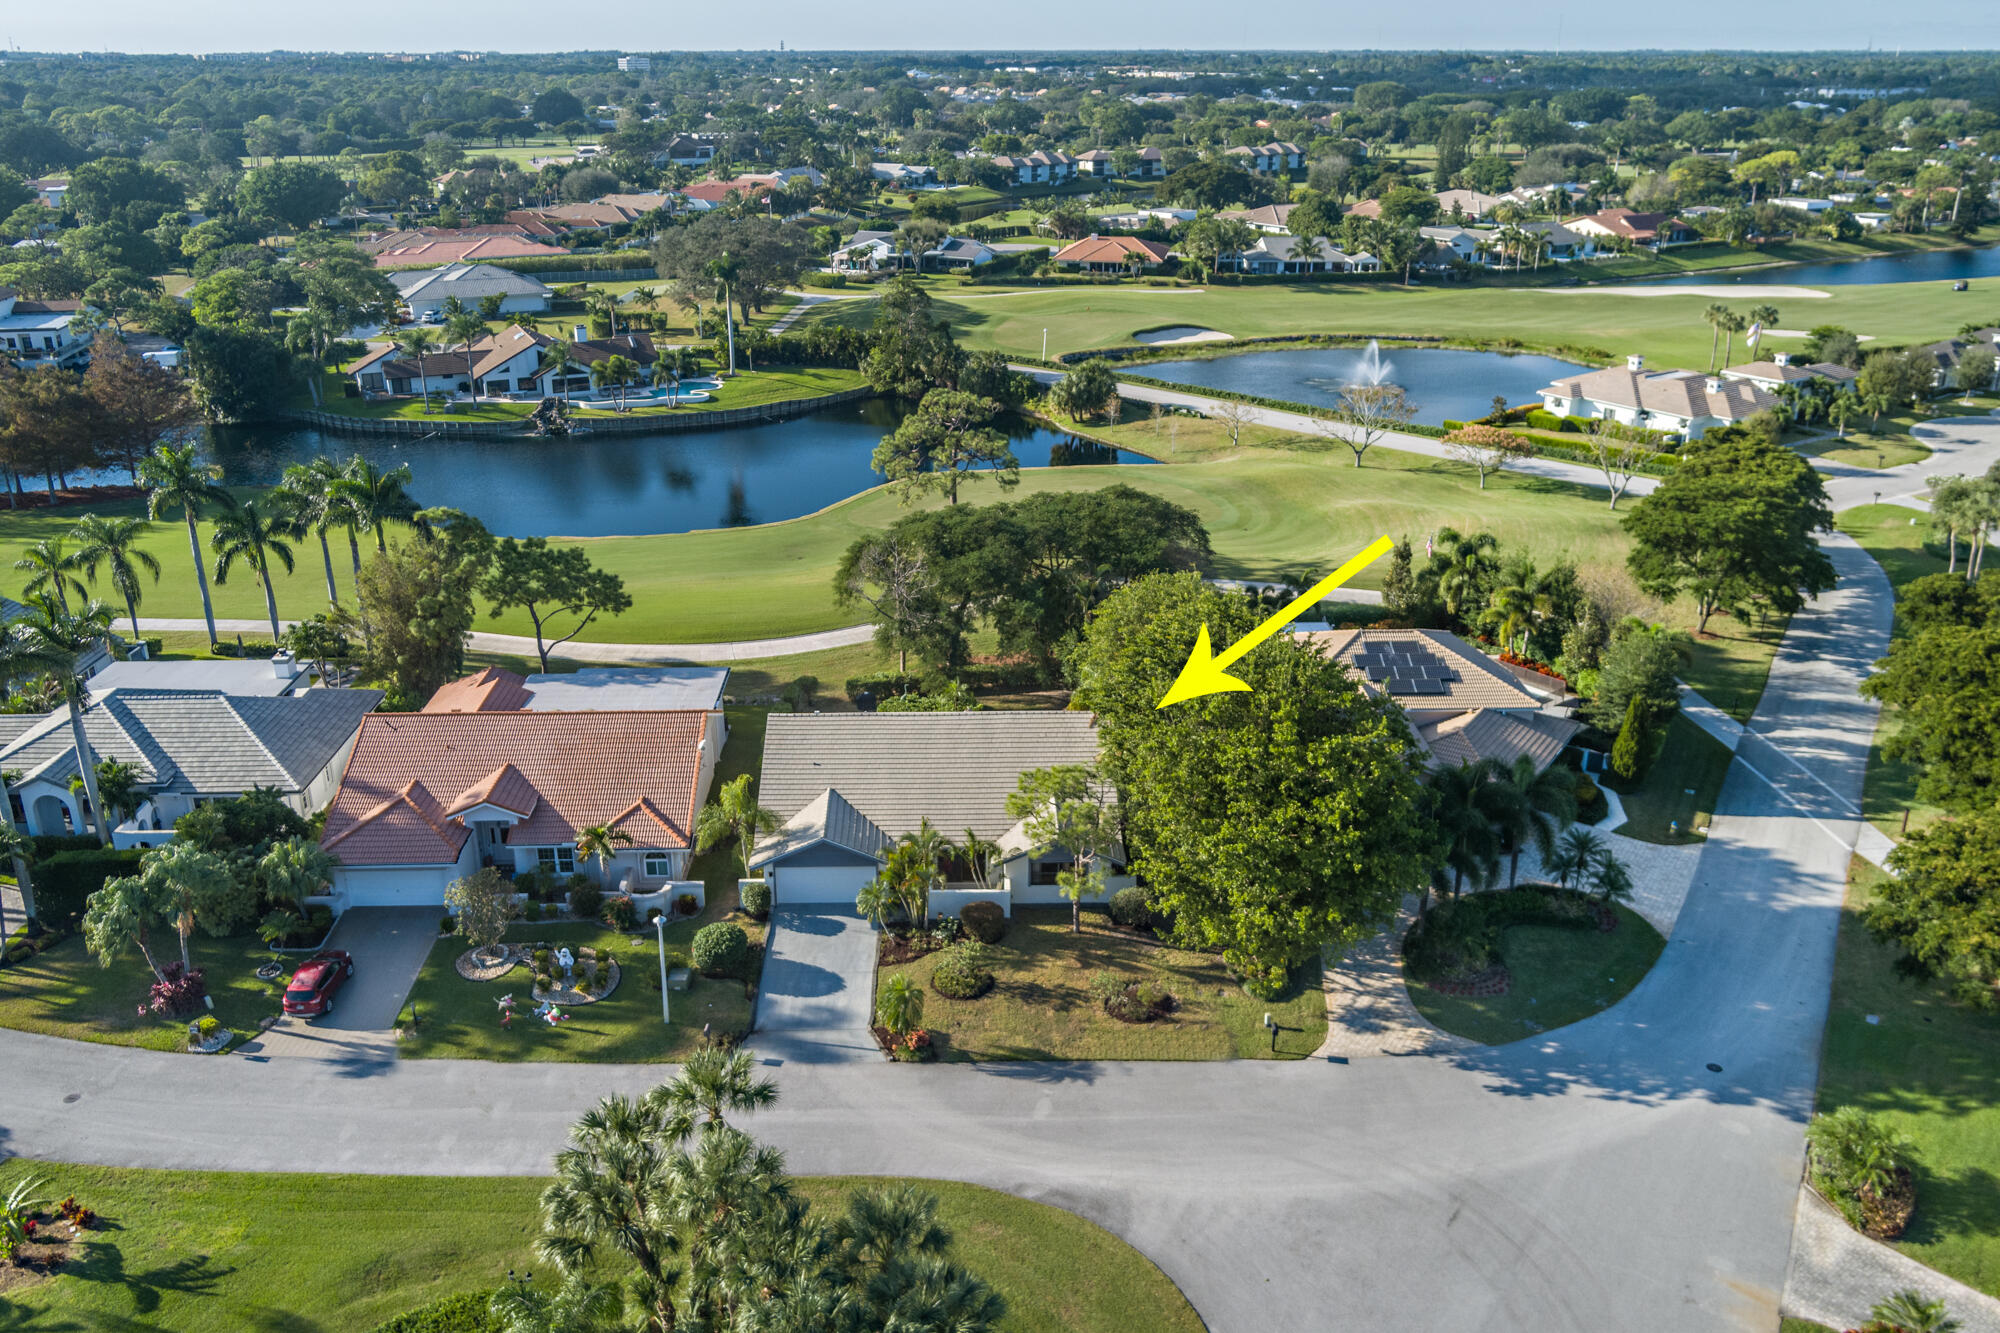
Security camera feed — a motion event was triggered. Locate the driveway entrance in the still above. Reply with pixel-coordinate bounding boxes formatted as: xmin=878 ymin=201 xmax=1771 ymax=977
xmin=751 ymin=910 xmax=879 ymax=1064
xmin=237 ymin=906 xmax=440 ymax=1064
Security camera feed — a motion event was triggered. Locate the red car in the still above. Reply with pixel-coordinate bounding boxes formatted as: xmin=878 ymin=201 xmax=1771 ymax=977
xmin=282 ymin=951 xmax=353 ymax=1018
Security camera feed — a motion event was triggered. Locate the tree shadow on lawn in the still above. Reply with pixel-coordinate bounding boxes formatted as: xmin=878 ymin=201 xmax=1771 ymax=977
xmin=1900 ymin=1163 xmax=2000 ymax=1253
xmin=57 ymin=1236 xmax=233 ymax=1317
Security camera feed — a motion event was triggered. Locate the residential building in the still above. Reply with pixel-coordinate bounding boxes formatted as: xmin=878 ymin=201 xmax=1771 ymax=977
xmin=1218 ymin=234 xmax=1375 ymax=275
xmin=656 ymin=135 xmax=718 ymax=169
xmin=1095 ymin=206 xmax=1196 ymax=230
xmin=1567 ymin=209 xmax=1698 ymax=247
xmin=318 ymin=710 xmax=719 ymax=909
xmin=1912 ymin=328 xmax=2000 ymax=389
xmin=871 ymin=162 xmax=938 ymax=185
xmin=363 ymin=231 xmax=568 ymax=268
xmin=0 ymin=287 xmax=90 ymax=369
xmin=24 ymin=178 xmax=67 ymax=208
xmin=1051 ymin=235 xmax=1173 ymax=273
xmin=1537 ymin=355 xmax=1779 ymax=440
xmin=828 ymin=230 xmax=993 ymax=272
xmin=390 ymin=264 xmax=555 ymax=320
xmin=616 ymin=55 xmax=650 ymax=72
xmin=88 ymin=655 xmax=317 ymax=700
xmin=350 ymin=323 xmax=658 ymax=401
xmin=1073 ymin=147 xmax=1165 ymax=179
xmin=750 ymin=713 xmax=1136 ymax=915
xmin=1720 ymin=352 xmax=1861 ymax=391
xmin=1418 ymin=225 xmax=1494 ymax=265
xmin=989 ymin=150 xmax=1077 ymax=185
xmin=423 ymin=665 xmax=728 ymax=742
xmin=1289 ymin=628 xmax=1579 ymax=773
xmin=1433 ymin=189 xmax=1509 ymax=222
xmin=0 ymin=684 xmax=382 ymax=848
xmin=1519 ymin=219 xmax=1600 ymax=261
xmin=1219 ymin=203 xmax=1297 ymax=234
xmin=1224 ymin=142 xmax=1303 ymax=174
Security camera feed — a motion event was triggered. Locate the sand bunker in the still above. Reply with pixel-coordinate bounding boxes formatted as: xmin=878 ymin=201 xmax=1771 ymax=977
xmin=1133 ymin=325 xmax=1233 ymax=345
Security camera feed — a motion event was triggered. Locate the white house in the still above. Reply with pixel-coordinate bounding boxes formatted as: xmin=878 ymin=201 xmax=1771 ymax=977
xmin=0 ymin=683 xmax=382 ymax=849
xmin=829 ymin=230 xmax=994 ymax=272
xmin=1224 ymin=142 xmax=1303 ymax=174
xmin=871 ymin=162 xmax=938 ymax=185
xmin=1219 ymin=234 xmax=1375 ymax=275
xmin=1073 ymin=147 xmax=1165 ymax=179
xmin=1538 ymin=355 xmax=1779 ymax=440
xmin=389 ymin=264 xmax=554 ymax=321
xmin=0 ymin=288 xmax=91 ymax=370
xmin=749 ymin=713 xmax=1136 ymax=916
xmin=1721 ymin=351 xmax=1860 ymax=392
xmin=988 ymin=150 xmax=1077 ymax=185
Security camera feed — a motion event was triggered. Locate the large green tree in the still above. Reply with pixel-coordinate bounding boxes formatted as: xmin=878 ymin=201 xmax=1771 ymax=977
xmin=863 ymin=277 xmax=961 ymax=399
xmin=480 ymin=537 xmax=633 ymax=674
xmin=1872 ymin=807 xmax=2000 ymax=1006
xmin=1069 ymin=573 xmax=1433 ymax=995
xmin=1862 ymin=625 xmax=2000 ymax=811
xmin=871 ymin=388 xmax=1018 ymax=505
xmin=1623 ymin=435 xmax=1835 ymax=633
xmin=353 ymin=507 xmax=492 ymax=707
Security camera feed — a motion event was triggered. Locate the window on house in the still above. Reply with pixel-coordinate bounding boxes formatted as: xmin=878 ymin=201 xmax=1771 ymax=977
xmin=1029 ymin=857 xmax=1072 ymax=886
xmin=537 ymin=846 xmax=576 ymax=875
xmin=643 ymin=851 xmax=674 ymax=878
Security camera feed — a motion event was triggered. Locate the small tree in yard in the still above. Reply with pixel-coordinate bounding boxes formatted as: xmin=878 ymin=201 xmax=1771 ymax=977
xmin=1313 ymin=383 xmax=1417 ymax=467
xmin=1584 ymin=422 xmax=1650 ymax=511
xmin=1543 ymin=827 xmax=1608 ymax=895
xmin=694 ymin=773 xmax=779 ymax=879
xmin=1005 ymin=765 xmax=1120 ymax=934
xmin=877 ymin=971 xmax=924 ymax=1036
xmin=574 ymin=824 xmax=634 ymax=887
xmin=1209 ymin=399 xmax=1258 ymax=449
xmin=1610 ymin=694 xmax=1652 ymax=781
xmin=481 ymin=537 xmax=634 ymax=675
xmin=1048 ymin=359 xmax=1120 ymax=423
xmin=447 ymin=866 xmax=520 ymax=960
xmin=1442 ymin=423 xmax=1528 ymax=489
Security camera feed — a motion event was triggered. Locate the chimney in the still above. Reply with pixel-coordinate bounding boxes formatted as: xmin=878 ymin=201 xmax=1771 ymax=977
xmin=1773 ymin=352 xmax=1790 ymax=367
xmin=1626 ymin=354 xmax=1644 ymax=372
xmin=1705 ymin=376 xmax=1724 ymax=395
xmin=270 ymin=649 xmax=300 ymax=680
xmin=573 ymin=325 xmax=588 ymax=342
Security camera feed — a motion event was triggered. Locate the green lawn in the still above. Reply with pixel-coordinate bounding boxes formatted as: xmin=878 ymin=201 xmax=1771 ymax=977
xmin=1607 ymin=713 xmax=1735 ymax=845
xmin=1405 ymin=903 xmax=1665 ymax=1045
xmin=0 ymin=1165 xmax=1199 ymax=1333
xmin=792 ymin=244 xmax=2000 ymax=369
xmin=304 ymin=365 xmax=867 ymax=422
xmin=879 ymin=907 xmax=1326 ymax=1061
xmin=0 ymin=929 xmax=286 ymax=1052
xmin=1682 ymin=613 xmax=1791 ymax=725
xmin=1817 ymin=860 xmax=2000 ymax=1297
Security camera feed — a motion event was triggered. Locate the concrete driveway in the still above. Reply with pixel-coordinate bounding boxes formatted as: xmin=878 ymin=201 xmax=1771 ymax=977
xmin=236 ymin=907 xmax=441 ymax=1065
xmin=752 ymin=910 xmax=879 ymax=1064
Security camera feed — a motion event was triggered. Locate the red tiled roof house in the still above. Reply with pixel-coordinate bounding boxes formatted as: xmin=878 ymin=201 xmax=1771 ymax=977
xmin=319 ymin=710 xmax=719 ymax=908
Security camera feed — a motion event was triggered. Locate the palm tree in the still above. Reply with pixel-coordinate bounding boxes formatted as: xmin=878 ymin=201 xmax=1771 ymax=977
xmin=856 ymin=872 xmax=897 ymax=930
xmin=589 ymin=353 xmax=641 ymax=412
xmin=584 ymin=289 xmax=620 ymax=339
xmin=0 ymin=625 xmax=62 ymax=927
xmin=285 ymin=305 xmax=347 ymax=406
xmin=14 ymin=537 xmax=86 ymax=614
xmin=1747 ymin=303 xmax=1781 ymax=357
xmin=138 ymin=442 xmax=236 ymax=646
xmin=19 ymin=597 xmax=117 ymax=846
xmin=1494 ymin=755 xmax=1577 ymax=888
xmin=489 ymin=1273 xmax=623 ymax=1333
xmin=538 ymin=1095 xmax=683 ymax=1333
xmin=1420 ymin=758 xmax=1511 ymax=912
xmin=1482 ymin=581 xmax=1540 ymax=656
xmin=1867 ymin=1289 xmax=1961 ymax=1333
xmin=445 ymin=312 xmax=488 ymax=399
xmin=705 ymin=252 xmax=741 ymax=376
xmin=209 ymin=497 xmax=298 ymax=644
xmin=693 ymin=773 xmax=779 ymax=881
xmin=0 ymin=822 xmax=35 ymax=942
xmin=659 ymin=1125 xmax=795 ymax=1331
xmin=960 ymin=827 xmax=1003 ymax=890
xmin=644 ymin=1046 xmax=778 ymax=1138
xmin=276 ymin=459 xmax=349 ymax=607
xmin=1702 ymin=304 xmax=1731 ymax=371
xmin=394 ymin=327 xmax=439 ymax=414
xmin=543 ymin=339 xmax=574 ymax=405
xmin=67 ymin=515 xmax=161 ymax=643
xmin=1543 ymin=826 xmax=1608 ymax=895
xmin=1590 ymin=852 xmax=1634 ymax=905
xmin=333 ymin=458 xmax=419 ymax=563
xmin=1430 ymin=528 xmax=1500 ymax=621
xmin=1720 ymin=310 xmax=1748 ymax=369
xmin=573 ymin=824 xmax=634 ymax=887
xmin=877 ymin=971 xmax=924 ymax=1037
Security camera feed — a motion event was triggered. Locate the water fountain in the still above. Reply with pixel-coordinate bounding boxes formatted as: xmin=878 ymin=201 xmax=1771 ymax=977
xmin=1349 ymin=338 xmax=1396 ymax=388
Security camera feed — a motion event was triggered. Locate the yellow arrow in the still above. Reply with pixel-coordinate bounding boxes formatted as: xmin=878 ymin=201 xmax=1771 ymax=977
xmin=1157 ymin=535 xmax=1395 ymax=709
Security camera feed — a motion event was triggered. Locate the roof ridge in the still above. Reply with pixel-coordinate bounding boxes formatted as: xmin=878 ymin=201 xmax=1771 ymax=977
xmin=218 ymin=694 xmax=295 ymax=785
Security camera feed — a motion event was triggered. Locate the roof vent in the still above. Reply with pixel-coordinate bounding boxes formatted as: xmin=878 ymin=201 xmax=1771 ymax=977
xmin=1626 ymin=354 xmax=1644 ymax=372
xmin=1705 ymin=376 xmax=1724 ymax=395
xmin=1773 ymin=352 xmax=1790 ymax=367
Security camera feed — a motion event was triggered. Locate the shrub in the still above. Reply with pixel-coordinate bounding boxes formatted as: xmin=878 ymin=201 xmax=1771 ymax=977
xmin=1442 ymin=422 xmax=1518 ymax=446
xmin=568 ymin=882 xmax=603 ymax=920
xmin=439 ymin=914 xmax=455 ymax=934
xmin=197 ymin=1015 xmax=220 ymax=1038
xmin=740 ymin=877 xmax=772 ymax=920
xmin=34 ymin=847 xmax=145 ymax=928
xmin=931 ymin=942 xmax=993 ymax=999
xmin=1107 ymin=887 xmax=1156 ymax=931
xmin=675 ymin=893 xmax=699 ymax=917
xmin=1806 ymin=1107 xmax=1917 ymax=1237
xmin=959 ymin=899 xmax=1005 ymax=943
xmin=601 ymin=894 xmax=637 ymax=931
xmin=692 ymin=922 xmax=749 ymax=976
xmin=1091 ymin=971 xmax=1175 ymax=1022
xmin=366 ymin=1289 xmax=505 ymax=1333
xmin=532 ymin=948 xmax=552 ymax=973
xmin=145 ymin=962 xmax=206 ymax=1016
xmin=1525 ymin=408 xmax=1577 ymax=433
xmin=521 ymin=902 xmax=543 ymax=923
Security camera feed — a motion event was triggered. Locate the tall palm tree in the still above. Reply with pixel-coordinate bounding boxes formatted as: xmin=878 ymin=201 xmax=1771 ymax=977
xmin=0 ymin=624 xmax=62 ymax=928
xmin=13 ymin=538 xmax=85 ymax=613
xmin=1494 ymin=755 xmax=1577 ymax=887
xmin=333 ymin=458 xmax=419 ymax=563
xmin=1543 ymin=826 xmax=1608 ymax=895
xmin=589 ymin=353 xmax=641 ymax=412
xmin=584 ymin=289 xmax=620 ymax=339
xmin=394 ymin=327 xmax=439 ymax=414
xmin=1747 ymin=303 xmax=1781 ymax=357
xmin=573 ymin=823 xmax=634 ymax=887
xmin=693 ymin=773 xmax=779 ymax=881
xmin=538 ymin=1095 xmax=683 ymax=1333
xmin=1482 ymin=581 xmax=1540 ymax=656
xmin=660 ymin=1126 xmax=796 ymax=1331
xmin=1720 ymin=310 xmax=1748 ymax=369
xmin=705 ymin=252 xmax=740 ymax=376
xmin=276 ymin=458 xmax=348 ymax=607
xmin=1702 ymin=303 xmax=1731 ymax=371
xmin=138 ymin=442 xmax=236 ymax=646
xmin=209 ymin=497 xmax=298 ymax=644
xmin=1420 ymin=758 xmax=1511 ymax=913
xmin=1429 ymin=528 xmax=1500 ymax=621
xmin=68 ymin=514 xmax=161 ymax=643
xmin=644 ymin=1046 xmax=778 ymax=1138
xmin=960 ymin=827 xmax=1003 ymax=890
xmin=542 ymin=338 xmax=574 ymax=405
xmin=444 ymin=312 xmax=488 ymax=399
xmin=488 ymin=1273 xmax=623 ymax=1333
xmin=19 ymin=597 xmax=117 ymax=846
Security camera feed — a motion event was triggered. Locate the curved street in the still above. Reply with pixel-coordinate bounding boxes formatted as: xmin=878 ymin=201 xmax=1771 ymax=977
xmin=9 ymin=420 xmax=1997 ymax=1330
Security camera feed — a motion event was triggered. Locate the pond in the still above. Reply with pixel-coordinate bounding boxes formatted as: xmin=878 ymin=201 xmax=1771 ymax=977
xmin=1646 ymin=243 xmax=2000 ymax=288
xmin=1132 ymin=345 xmax=1593 ymax=424
xmin=194 ymin=399 xmax=1151 ymax=538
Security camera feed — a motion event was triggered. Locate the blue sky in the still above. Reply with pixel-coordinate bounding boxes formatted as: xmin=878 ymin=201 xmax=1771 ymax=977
xmin=4 ymin=2 xmax=1993 ymax=55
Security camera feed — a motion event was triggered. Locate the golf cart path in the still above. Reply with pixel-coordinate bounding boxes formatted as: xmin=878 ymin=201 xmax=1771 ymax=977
xmin=136 ymin=619 xmax=875 ymax=663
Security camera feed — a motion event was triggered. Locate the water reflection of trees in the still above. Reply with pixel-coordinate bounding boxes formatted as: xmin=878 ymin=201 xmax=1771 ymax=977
xmin=723 ymin=473 xmax=754 ymax=527
xmin=1048 ymin=437 xmax=1121 ymax=467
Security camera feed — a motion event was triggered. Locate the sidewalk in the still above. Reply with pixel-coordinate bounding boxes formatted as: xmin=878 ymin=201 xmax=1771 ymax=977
xmin=136 ymin=618 xmax=874 ymax=664
xmin=1784 ymin=1186 xmax=2000 ymax=1332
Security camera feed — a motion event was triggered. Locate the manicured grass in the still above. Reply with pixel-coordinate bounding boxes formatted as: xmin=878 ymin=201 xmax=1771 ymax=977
xmin=0 ymin=1165 xmax=1197 ymax=1333
xmin=302 ymin=365 xmax=868 ymax=422
xmin=0 ymin=929 xmax=287 ymax=1052
xmin=1818 ymin=859 xmax=2000 ymax=1297
xmin=792 ymin=246 xmax=2000 ymax=370
xmin=1607 ymin=713 xmax=1735 ymax=845
xmin=1681 ymin=613 xmax=1791 ymax=725
xmin=1405 ymin=902 xmax=1665 ymax=1045
xmin=0 ymin=446 xmax=1637 ymax=645
xmin=1800 ymin=428 xmax=1934 ymax=471
xmin=880 ymin=907 xmax=1326 ymax=1061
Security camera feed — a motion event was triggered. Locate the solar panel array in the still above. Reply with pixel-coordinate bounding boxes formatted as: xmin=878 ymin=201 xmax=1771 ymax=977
xmin=1351 ymin=641 xmax=1461 ymax=697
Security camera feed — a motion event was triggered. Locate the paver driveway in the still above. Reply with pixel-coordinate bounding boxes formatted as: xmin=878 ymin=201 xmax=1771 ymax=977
xmin=752 ymin=910 xmax=879 ymax=1064
xmin=236 ymin=907 xmax=440 ymax=1065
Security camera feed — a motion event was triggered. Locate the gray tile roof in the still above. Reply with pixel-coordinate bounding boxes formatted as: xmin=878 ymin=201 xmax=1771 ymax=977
xmin=389 ymin=263 xmax=554 ymax=302
xmin=755 ymin=713 xmax=1104 ymax=858
xmin=0 ymin=688 xmax=382 ymax=794
xmin=1541 ymin=365 xmax=1776 ymax=424
xmin=750 ymin=788 xmax=891 ymax=868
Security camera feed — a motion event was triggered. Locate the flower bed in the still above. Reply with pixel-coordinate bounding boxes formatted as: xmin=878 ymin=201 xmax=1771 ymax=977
xmin=873 ymin=1025 xmax=935 ymax=1062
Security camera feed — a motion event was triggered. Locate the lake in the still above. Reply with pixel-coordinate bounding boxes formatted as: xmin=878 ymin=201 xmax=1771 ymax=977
xmin=197 ymin=399 xmax=1151 ymax=538
xmin=1647 ymin=243 xmax=2000 ymax=289
xmin=1133 ymin=346 xmax=1593 ymax=423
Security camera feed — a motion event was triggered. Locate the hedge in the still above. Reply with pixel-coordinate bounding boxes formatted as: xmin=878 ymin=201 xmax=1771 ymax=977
xmin=367 ymin=1291 xmax=503 ymax=1333
xmin=485 ymin=254 xmax=658 ymax=277
xmin=33 ymin=848 xmax=145 ymax=928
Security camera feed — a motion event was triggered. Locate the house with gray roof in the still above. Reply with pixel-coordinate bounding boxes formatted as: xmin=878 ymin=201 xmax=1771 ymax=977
xmin=0 ymin=686 xmax=382 ymax=848
xmin=1538 ymin=355 xmax=1778 ymax=440
xmin=750 ymin=712 xmax=1134 ymax=915
xmin=390 ymin=263 xmax=554 ymax=320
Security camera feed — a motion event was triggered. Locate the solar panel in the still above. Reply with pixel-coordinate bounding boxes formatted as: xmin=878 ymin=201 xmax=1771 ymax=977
xmin=1409 ymin=677 xmax=1448 ymax=695
xmin=1366 ymin=664 xmax=1393 ymax=681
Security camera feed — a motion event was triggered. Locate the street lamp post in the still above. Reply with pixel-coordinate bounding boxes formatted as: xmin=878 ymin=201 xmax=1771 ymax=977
xmin=1042 ymin=328 xmax=1048 ymax=361
xmin=655 ymin=912 xmax=671 ymax=1026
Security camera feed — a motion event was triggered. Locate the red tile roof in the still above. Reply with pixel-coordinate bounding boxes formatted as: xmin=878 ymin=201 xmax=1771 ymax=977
xmin=1052 ymin=235 xmax=1172 ymax=266
xmin=424 ymin=667 xmax=534 ymax=713
xmin=368 ymin=235 xmax=568 ymax=268
xmin=320 ymin=711 xmax=710 ymax=866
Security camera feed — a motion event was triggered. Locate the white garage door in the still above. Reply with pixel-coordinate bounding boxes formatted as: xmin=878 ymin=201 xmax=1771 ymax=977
xmin=771 ymin=864 xmax=873 ymax=906
xmin=339 ymin=869 xmax=450 ymax=909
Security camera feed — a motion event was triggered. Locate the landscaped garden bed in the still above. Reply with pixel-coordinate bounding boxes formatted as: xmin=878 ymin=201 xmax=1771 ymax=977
xmin=1402 ymin=886 xmax=1664 ymax=1045
xmin=873 ymin=906 xmax=1325 ymax=1060
xmin=0 ymin=930 xmax=285 ymax=1052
